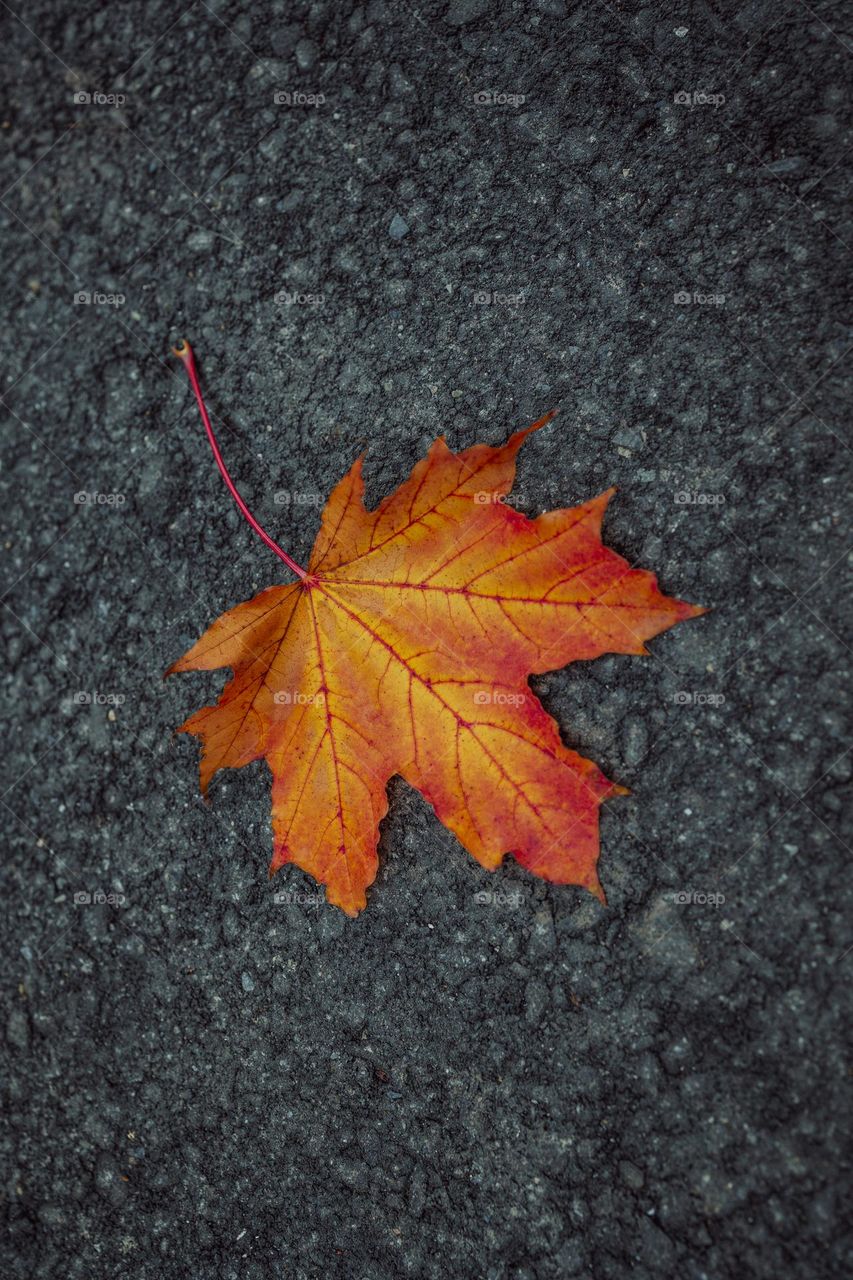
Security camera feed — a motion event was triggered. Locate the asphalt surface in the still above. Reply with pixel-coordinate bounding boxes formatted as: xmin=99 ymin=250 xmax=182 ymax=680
xmin=2 ymin=2 xmax=851 ymax=1277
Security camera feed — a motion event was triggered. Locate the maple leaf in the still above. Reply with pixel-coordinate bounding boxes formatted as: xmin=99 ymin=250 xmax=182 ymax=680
xmin=167 ymin=342 xmax=703 ymax=916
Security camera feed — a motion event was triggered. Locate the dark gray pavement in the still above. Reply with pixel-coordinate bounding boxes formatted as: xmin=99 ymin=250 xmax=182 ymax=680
xmin=1 ymin=2 xmax=851 ymax=1277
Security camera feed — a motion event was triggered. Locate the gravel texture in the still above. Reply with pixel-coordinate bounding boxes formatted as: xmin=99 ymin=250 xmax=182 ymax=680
xmin=2 ymin=2 xmax=851 ymax=1278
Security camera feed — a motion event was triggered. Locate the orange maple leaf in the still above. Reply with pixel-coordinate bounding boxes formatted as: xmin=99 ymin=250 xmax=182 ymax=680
xmin=167 ymin=342 xmax=703 ymax=916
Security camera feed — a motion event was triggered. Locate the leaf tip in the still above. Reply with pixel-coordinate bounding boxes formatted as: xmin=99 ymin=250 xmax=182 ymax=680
xmin=579 ymin=486 xmax=617 ymax=533
xmin=510 ymin=409 xmax=558 ymax=449
xmin=198 ymin=757 xmax=217 ymax=800
xmin=532 ymin=408 xmax=558 ymax=429
xmin=588 ymin=876 xmax=607 ymax=906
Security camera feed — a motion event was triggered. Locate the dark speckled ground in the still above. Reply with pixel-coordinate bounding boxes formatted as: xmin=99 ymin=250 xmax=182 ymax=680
xmin=1 ymin=2 xmax=851 ymax=1277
